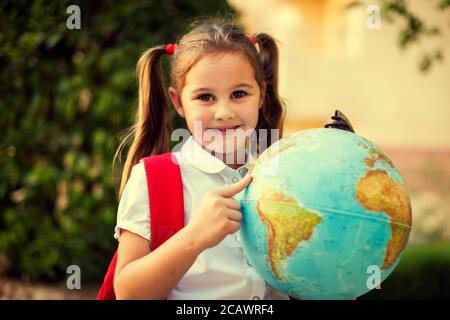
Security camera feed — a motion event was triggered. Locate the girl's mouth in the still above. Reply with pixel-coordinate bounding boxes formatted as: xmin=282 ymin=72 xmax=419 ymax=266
xmin=207 ymin=125 xmax=242 ymax=135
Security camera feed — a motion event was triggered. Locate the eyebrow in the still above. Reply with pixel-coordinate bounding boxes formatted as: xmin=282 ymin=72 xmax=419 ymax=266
xmin=191 ymin=83 xmax=254 ymax=94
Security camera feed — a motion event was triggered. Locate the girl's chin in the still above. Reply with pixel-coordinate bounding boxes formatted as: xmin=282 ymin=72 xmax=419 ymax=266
xmin=203 ymin=136 xmax=247 ymax=155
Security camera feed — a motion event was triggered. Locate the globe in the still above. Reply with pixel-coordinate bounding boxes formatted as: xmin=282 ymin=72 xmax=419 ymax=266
xmin=237 ymin=128 xmax=412 ymax=300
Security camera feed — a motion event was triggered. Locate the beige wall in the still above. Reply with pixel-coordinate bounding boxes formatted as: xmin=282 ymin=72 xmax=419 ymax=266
xmin=229 ymin=0 xmax=450 ymax=149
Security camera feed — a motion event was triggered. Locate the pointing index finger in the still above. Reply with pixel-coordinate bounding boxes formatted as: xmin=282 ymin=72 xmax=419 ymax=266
xmin=218 ymin=174 xmax=252 ymax=198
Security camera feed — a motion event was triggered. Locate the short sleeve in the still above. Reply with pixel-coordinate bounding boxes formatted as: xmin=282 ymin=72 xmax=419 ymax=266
xmin=114 ymin=161 xmax=151 ymax=243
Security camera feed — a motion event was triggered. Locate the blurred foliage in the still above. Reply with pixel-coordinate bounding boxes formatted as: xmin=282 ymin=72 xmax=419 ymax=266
xmin=381 ymin=0 xmax=450 ymax=73
xmin=360 ymin=242 xmax=450 ymax=299
xmin=0 ymin=0 xmax=234 ymax=282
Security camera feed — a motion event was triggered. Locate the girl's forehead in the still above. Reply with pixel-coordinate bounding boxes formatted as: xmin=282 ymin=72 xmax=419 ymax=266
xmin=183 ymin=52 xmax=257 ymax=90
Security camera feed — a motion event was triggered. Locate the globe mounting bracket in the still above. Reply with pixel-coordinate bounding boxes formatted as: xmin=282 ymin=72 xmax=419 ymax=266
xmin=324 ymin=109 xmax=355 ymax=133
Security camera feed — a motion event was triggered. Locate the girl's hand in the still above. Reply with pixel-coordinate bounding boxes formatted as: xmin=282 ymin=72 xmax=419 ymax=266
xmin=186 ymin=174 xmax=252 ymax=251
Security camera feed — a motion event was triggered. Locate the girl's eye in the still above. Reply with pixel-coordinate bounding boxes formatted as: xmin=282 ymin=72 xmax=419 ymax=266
xmin=197 ymin=94 xmax=214 ymax=102
xmin=232 ymin=90 xmax=247 ymax=99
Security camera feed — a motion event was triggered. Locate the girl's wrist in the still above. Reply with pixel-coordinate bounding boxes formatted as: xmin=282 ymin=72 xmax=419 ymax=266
xmin=181 ymin=224 xmax=205 ymax=255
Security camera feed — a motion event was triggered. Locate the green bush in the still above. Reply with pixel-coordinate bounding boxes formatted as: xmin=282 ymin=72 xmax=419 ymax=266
xmin=0 ymin=0 xmax=234 ymax=282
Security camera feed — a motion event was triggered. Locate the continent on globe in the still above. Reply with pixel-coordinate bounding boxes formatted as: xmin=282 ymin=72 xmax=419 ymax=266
xmin=256 ymin=187 xmax=322 ymax=279
xmin=356 ymin=169 xmax=412 ymax=269
xmin=364 ymin=146 xmax=395 ymax=169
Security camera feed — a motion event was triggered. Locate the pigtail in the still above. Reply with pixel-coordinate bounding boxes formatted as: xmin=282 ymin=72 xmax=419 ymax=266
xmin=254 ymin=33 xmax=286 ymax=149
xmin=114 ymin=46 xmax=171 ymax=199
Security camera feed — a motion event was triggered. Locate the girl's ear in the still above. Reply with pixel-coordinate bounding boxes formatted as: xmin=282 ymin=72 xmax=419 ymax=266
xmin=168 ymin=86 xmax=185 ymax=117
xmin=259 ymin=81 xmax=267 ymax=109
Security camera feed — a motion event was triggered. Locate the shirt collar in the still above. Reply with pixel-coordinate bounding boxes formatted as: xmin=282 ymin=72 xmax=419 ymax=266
xmin=178 ymin=135 xmax=254 ymax=176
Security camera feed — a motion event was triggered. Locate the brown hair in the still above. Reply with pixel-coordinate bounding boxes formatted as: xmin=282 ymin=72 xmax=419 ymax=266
xmin=114 ymin=18 xmax=286 ymax=198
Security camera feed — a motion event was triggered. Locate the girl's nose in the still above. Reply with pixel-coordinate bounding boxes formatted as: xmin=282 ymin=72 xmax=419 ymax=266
xmin=214 ymin=103 xmax=235 ymax=121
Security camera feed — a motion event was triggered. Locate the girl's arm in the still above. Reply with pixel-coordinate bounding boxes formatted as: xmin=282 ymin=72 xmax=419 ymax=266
xmin=114 ymin=174 xmax=252 ymax=300
xmin=114 ymin=226 xmax=202 ymax=300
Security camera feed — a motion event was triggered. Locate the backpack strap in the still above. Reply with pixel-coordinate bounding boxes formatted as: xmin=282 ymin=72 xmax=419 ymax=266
xmin=143 ymin=152 xmax=185 ymax=251
xmin=97 ymin=152 xmax=184 ymax=300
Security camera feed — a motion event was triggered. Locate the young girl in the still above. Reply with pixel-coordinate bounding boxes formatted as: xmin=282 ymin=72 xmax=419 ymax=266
xmin=112 ymin=18 xmax=288 ymax=300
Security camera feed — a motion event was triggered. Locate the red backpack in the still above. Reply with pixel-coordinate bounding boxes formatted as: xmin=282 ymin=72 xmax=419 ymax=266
xmin=97 ymin=152 xmax=185 ymax=300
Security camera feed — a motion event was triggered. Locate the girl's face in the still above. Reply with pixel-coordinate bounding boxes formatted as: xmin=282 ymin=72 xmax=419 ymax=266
xmin=169 ymin=52 xmax=265 ymax=164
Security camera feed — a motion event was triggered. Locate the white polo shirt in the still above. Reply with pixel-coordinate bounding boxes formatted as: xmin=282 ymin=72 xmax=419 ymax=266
xmin=114 ymin=135 xmax=289 ymax=300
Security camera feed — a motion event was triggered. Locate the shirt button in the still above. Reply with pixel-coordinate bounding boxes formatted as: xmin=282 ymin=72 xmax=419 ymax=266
xmin=232 ymin=177 xmax=239 ymax=183
xmin=239 ymin=167 xmax=249 ymax=176
xmin=252 ymin=296 xmax=261 ymax=300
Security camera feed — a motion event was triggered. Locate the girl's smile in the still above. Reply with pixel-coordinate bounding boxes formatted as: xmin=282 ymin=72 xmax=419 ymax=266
xmin=206 ymin=124 xmax=243 ymax=135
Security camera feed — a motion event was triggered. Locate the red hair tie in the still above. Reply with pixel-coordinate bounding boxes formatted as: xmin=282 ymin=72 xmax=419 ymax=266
xmin=248 ymin=34 xmax=257 ymax=44
xmin=165 ymin=43 xmax=177 ymax=55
